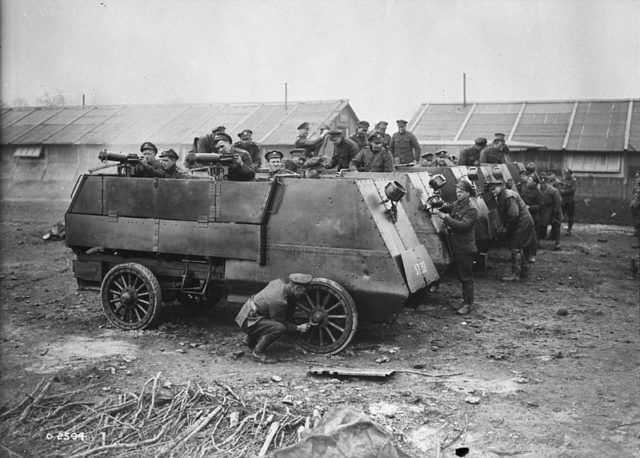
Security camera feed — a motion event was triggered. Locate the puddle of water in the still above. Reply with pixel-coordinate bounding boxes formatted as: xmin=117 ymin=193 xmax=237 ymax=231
xmin=27 ymin=335 xmax=138 ymax=374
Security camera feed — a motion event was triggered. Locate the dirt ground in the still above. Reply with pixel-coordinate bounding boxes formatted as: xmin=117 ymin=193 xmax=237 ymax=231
xmin=1 ymin=199 xmax=639 ymax=457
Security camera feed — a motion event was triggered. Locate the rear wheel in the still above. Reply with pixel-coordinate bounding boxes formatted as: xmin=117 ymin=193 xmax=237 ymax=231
xmin=101 ymin=263 xmax=161 ymax=330
xmin=291 ymin=278 xmax=358 ymax=355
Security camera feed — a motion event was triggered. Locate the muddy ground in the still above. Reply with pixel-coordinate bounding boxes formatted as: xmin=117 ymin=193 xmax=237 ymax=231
xmin=1 ymin=199 xmax=639 ymax=457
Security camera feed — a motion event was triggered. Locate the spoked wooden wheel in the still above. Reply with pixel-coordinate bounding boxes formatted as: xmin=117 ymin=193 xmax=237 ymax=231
xmin=101 ymin=263 xmax=161 ymax=330
xmin=291 ymin=278 xmax=358 ymax=355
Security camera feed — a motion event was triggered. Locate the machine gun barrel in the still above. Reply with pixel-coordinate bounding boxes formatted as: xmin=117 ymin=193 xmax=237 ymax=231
xmin=194 ymin=153 xmax=235 ymax=166
xmin=98 ymin=150 xmax=140 ymax=164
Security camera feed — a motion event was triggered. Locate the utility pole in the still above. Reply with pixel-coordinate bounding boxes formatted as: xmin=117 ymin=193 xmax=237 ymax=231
xmin=463 ymin=73 xmax=467 ymax=108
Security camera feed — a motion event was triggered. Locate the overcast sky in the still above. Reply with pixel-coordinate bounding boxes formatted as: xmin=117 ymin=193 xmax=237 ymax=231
xmin=1 ymin=0 xmax=639 ymax=123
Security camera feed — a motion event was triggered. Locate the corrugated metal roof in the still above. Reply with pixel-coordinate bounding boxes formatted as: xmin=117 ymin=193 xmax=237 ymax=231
xmin=409 ymin=99 xmax=639 ymax=152
xmin=0 ymin=100 xmax=353 ymax=147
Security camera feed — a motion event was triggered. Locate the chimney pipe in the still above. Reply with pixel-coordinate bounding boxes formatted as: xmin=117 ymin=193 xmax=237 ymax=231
xmin=284 ymin=82 xmax=288 ymax=111
xmin=463 ymin=73 xmax=467 ymax=107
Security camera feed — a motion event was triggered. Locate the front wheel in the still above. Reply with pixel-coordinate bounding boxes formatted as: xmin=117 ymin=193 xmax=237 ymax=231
xmin=101 ymin=263 xmax=161 ymax=330
xmin=291 ymin=278 xmax=358 ymax=355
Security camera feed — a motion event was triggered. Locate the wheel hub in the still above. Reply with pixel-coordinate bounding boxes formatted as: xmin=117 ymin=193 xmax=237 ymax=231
xmin=120 ymin=289 xmax=137 ymax=305
xmin=310 ymin=309 xmax=326 ymax=326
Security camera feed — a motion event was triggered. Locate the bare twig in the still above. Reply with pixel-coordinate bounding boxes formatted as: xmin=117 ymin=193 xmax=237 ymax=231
xmin=147 ymin=372 xmax=162 ymax=420
xmin=258 ymin=421 xmax=280 ymax=457
xmin=214 ymin=380 xmax=245 ymax=407
xmin=19 ymin=378 xmax=53 ymax=422
xmin=67 ymin=423 xmax=169 ymax=458
xmin=0 ymin=377 xmax=47 ymax=420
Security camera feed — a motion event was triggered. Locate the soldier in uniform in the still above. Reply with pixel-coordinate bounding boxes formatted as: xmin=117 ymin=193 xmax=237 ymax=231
xmin=326 ymin=129 xmax=360 ymax=171
xmin=235 ymin=273 xmax=314 ymax=363
xmin=197 ymin=126 xmax=227 ymax=154
xmin=560 ymin=169 xmax=577 ymax=235
xmin=486 ymin=175 xmax=537 ymax=281
xmin=157 ymin=149 xmax=188 ymax=179
xmin=389 ymin=119 xmax=422 ymax=165
xmin=233 ymin=129 xmax=262 ymax=168
xmin=419 ymin=151 xmax=435 ymax=166
xmin=133 ymin=141 xmax=166 ymax=177
xmin=434 ymin=149 xmax=455 ymax=166
xmin=349 ymin=133 xmax=394 ymax=172
xmin=265 ymin=150 xmax=298 ymax=178
xmin=519 ymin=177 xmax=544 ymax=262
xmin=349 ymin=121 xmax=369 ymax=152
xmin=525 ymin=162 xmax=541 ymax=184
xmin=432 ymin=179 xmax=478 ymax=314
xmin=493 ymin=132 xmax=510 ymax=158
xmin=539 ymin=176 xmax=563 ymax=250
xmin=284 ymin=149 xmax=307 ymax=174
xmin=303 ymin=156 xmax=326 ymax=179
xmin=213 ymin=133 xmax=256 ymax=181
xmin=458 ymin=137 xmax=487 ymax=166
xmin=373 ymin=121 xmax=392 ymax=149
xmin=295 ymin=122 xmax=330 ymax=158
xmin=479 ymin=135 xmax=507 ymax=164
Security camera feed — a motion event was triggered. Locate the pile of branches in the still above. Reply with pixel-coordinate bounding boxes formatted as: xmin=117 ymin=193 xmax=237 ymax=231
xmin=0 ymin=373 xmax=313 ymax=457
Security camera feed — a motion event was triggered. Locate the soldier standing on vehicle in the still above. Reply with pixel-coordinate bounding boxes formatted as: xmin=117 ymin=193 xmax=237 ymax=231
xmin=434 ymin=149 xmax=455 ymax=166
xmin=349 ymin=133 xmax=394 ymax=172
xmin=539 ymin=176 xmax=563 ymax=250
xmin=479 ymin=135 xmax=507 ymax=164
xmin=213 ymin=133 xmax=256 ymax=181
xmin=389 ymin=119 xmax=421 ymax=165
xmin=197 ymin=126 xmax=227 ymax=154
xmin=131 ymin=141 xmax=166 ymax=177
xmin=157 ymin=149 xmax=188 ymax=179
xmin=235 ymin=273 xmax=314 ymax=363
xmin=326 ymin=129 xmax=360 ymax=171
xmin=283 ymin=149 xmax=307 ymax=175
xmin=233 ymin=129 xmax=262 ymax=168
xmin=373 ymin=121 xmax=392 ymax=149
xmin=458 ymin=137 xmax=487 ymax=166
xmin=265 ymin=150 xmax=298 ymax=177
xmin=295 ymin=122 xmax=330 ymax=158
xmin=350 ymin=121 xmax=369 ymax=152
xmin=432 ymin=179 xmax=478 ymax=314
xmin=560 ymin=169 xmax=577 ymax=236
xmin=303 ymin=156 xmax=326 ymax=178
xmin=486 ymin=175 xmax=537 ymax=281
xmin=419 ymin=151 xmax=435 ymax=166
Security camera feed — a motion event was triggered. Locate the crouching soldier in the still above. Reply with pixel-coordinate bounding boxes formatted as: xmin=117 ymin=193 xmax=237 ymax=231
xmin=235 ymin=274 xmax=313 ymax=363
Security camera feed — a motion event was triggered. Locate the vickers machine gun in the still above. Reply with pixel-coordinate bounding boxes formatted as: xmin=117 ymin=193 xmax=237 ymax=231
xmin=91 ymin=150 xmax=141 ymax=176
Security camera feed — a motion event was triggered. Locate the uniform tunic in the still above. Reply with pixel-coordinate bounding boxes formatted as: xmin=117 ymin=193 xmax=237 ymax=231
xmin=295 ymin=134 xmax=325 ymax=158
xmin=389 ymin=131 xmax=422 ymax=164
xmin=349 ymin=147 xmax=394 ymax=172
xmin=495 ymin=188 xmax=536 ymax=249
xmin=349 ymin=134 xmax=368 ymax=152
xmin=327 ymin=137 xmax=360 ymax=170
xmin=540 ymin=185 xmax=563 ymax=226
xmin=441 ymin=197 xmax=478 ymax=286
xmin=458 ymin=146 xmax=482 ymax=166
xmin=233 ymin=140 xmax=262 ymax=168
xmin=479 ymin=145 xmax=505 ymax=164
xmin=234 ymin=279 xmax=297 ymax=334
xmin=520 ymin=184 xmax=544 ymax=224
xmin=227 ymin=147 xmax=256 ymax=181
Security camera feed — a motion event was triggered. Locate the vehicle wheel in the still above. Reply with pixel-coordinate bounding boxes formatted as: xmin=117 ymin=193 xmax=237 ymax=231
xmin=101 ymin=263 xmax=161 ymax=330
xmin=177 ymin=284 xmax=224 ymax=308
xmin=291 ymin=278 xmax=358 ymax=355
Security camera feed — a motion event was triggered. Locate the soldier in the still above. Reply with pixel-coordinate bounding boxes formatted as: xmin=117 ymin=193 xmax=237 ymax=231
xmin=519 ymin=177 xmax=544 ymax=262
xmin=493 ymin=132 xmax=510 ymax=158
xmin=295 ymin=122 xmax=330 ymax=158
xmin=432 ymin=179 xmax=478 ymax=314
xmin=631 ymin=172 xmax=640 ymax=244
xmin=303 ymin=156 xmax=326 ymax=179
xmin=265 ymin=150 xmax=298 ymax=177
xmin=284 ymin=149 xmax=307 ymax=174
xmin=486 ymin=175 xmax=537 ymax=281
xmin=213 ymin=133 xmax=256 ymax=181
xmin=197 ymin=126 xmax=227 ymax=154
xmin=235 ymin=273 xmax=314 ymax=363
xmin=349 ymin=133 xmax=394 ymax=172
xmin=373 ymin=121 xmax=392 ymax=149
xmin=349 ymin=121 xmax=369 ymax=152
xmin=389 ymin=119 xmax=422 ymax=165
xmin=419 ymin=151 xmax=435 ymax=167
xmin=133 ymin=141 xmax=166 ymax=177
xmin=539 ymin=176 xmax=563 ymax=250
xmin=458 ymin=137 xmax=487 ymax=166
xmin=325 ymin=129 xmax=360 ymax=171
xmin=434 ymin=149 xmax=455 ymax=166
xmin=479 ymin=135 xmax=507 ymax=164
xmin=157 ymin=149 xmax=188 ymax=179
xmin=233 ymin=129 xmax=262 ymax=168
xmin=560 ymin=169 xmax=577 ymax=235
xmin=525 ymin=162 xmax=541 ymax=184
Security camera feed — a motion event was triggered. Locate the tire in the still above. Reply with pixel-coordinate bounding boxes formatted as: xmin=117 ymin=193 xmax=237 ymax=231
xmin=100 ymin=263 xmax=162 ymax=330
xmin=291 ymin=278 xmax=358 ymax=355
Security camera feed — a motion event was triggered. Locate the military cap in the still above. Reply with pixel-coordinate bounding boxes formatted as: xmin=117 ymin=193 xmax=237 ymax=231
xmin=375 ymin=120 xmax=388 ymax=128
xmin=494 ymin=132 xmax=506 ymax=139
xmin=140 ymin=141 xmax=157 ymax=153
xmin=474 ymin=137 xmax=488 ymax=146
xmin=237 ymin=129 xmax=253 ymax=137
xmin=328 ymin=129 xmax=344 ymax=137
xmin=265 ymin=150 xmax=284 ymax=161
xmin=289 ymin=149 xmax=306 ymax=158
xmin=357 ymin=120 xmax=370 ymax=129
xmin=303 ymin=156 xmax=325 ymax=170
xmin=213 ymin=132 xmax=233 ymax=144
xmin=435 ymin=149 xmax=448 ymax=156
xmin=539 ymin=176 xmax=549 ymax=183
xmin=297 ymin=122 xmax=310 ymax=130
xmin=288 ymin=273 xmax=313 ymax=285
xmin=159 ymin=148 xmax=178 ymax=160
xmin=212 ymin=125 xmax=226 ymax=133
xmin=396 ymin=119 xmax=408 ymax=126
xmin=525 ymin=162 xmax=537 ymax=172
xmin=484 ymin=175 xmax=504 ymax=186
xmin=456 ymin=179 xmax=474 ymax=194
xmin=367 ymin=133 xmax=383 ymax=143
xmin=420 ymin=151 xmax=434 ymax=158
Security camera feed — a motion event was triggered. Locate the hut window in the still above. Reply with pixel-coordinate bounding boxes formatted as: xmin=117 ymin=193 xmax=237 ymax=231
xmin=566 ymin=153 xmax=621 ymax=173
xmin=13 ymin=146 xmax=43 ymax=158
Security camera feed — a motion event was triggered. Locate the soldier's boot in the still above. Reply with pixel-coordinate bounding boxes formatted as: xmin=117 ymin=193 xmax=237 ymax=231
xmin=458 ymin=282 xmax=475 ymax=315
xmin=520 ymin=262 xmax=529 ymax=279
xmin=252 ymin=332 xmax=281 ymax=364
xmin=501 ymin=252 xmax=521 ymax=282
xmin=243 ymin=335 xmax=257 ymax=350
